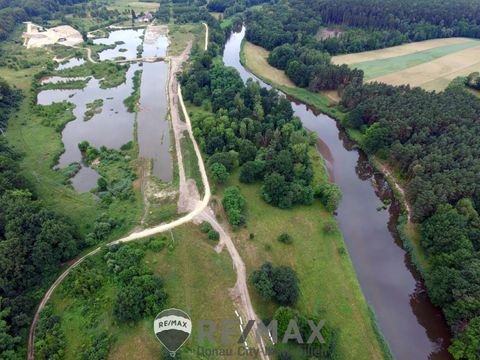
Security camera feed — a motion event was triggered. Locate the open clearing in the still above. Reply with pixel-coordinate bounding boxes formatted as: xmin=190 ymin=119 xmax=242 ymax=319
xmin=333 ymin=37 xmax=480 ymax=91
xmin=22 ymin=22 xmax=83 ymax=48
xmin=243 ymin=42 xmax=294 ymax=87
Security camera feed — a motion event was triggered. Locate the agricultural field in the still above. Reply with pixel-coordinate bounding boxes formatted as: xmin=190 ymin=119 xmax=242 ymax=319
xmin=333 ymin=37 xmax=480 ymax=91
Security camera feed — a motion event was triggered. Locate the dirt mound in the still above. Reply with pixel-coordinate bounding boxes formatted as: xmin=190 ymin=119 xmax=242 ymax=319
xmin=23 ymin=22 xmax=83 ymax=49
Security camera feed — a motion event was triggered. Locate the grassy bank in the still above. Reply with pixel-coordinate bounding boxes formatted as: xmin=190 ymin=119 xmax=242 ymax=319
xmin=241 ymin=38 xmax=431 ymax=316
xmin=208 ymin=147 xmax=389 ymax=359
xmin=180 ymin=130 xmax=205 ymax=197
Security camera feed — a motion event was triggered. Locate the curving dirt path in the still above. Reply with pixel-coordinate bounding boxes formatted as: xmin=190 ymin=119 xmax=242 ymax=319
xmin=202 ymin=22 xmax=208 ymax=51
xmin=28 ymin=24 xmax=268 ymax=359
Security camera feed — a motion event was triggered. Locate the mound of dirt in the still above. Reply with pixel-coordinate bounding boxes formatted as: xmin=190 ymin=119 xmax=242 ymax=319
xmin=23 ymin=22 xmax=83 ymax=49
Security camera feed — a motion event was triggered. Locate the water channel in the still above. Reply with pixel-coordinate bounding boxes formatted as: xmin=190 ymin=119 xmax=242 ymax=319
xmin=223 ymin=26 xmax=453 ymax=360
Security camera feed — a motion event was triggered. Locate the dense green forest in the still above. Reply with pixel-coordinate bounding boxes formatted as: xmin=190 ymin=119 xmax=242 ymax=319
xmin=341 ymin=83 xmax=480 ymax=357
xmin=245 ymin=6 xmax=364 ymax=91
xmin=0 ymin=79 xmax=85 ymax=358
xmin=244 ymin=0 xmax=480 ymax=54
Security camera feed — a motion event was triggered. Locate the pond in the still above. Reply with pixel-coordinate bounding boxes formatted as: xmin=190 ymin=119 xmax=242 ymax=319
xmin=37 ymin=27 xmax=172 ymax=191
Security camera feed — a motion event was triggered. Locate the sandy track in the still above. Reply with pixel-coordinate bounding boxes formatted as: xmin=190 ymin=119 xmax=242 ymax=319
xmin=28 ymin=23 xmax=268 ymax=360
xmin=196 ymin=209 xmax=270 ymax=359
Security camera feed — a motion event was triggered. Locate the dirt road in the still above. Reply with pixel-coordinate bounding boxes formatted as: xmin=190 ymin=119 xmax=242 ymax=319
xmin=202 ymin=22 xmax=208 ymax=51
xmin=28 ymin=23 xmax=269 ymax=360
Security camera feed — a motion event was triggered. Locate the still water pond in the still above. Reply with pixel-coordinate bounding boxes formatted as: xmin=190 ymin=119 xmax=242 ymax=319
xmin=38 ymin=28 xmax=172 ymax=191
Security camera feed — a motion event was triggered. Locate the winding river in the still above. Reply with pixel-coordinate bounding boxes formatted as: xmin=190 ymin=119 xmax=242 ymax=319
xmin=223 ymin=27 xmax=453 ymax=360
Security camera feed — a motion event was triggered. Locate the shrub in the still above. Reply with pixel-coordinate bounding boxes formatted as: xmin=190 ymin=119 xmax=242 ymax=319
xmin=209 ymin=162 xmax=229 ymax=184
xmin=222 ymin=186 xmax=246 ymax=225
xmin=277 ymin=233 xmax=292 ymax=244
xmin=322 ymin=221 xmax=337 ymax=234
xmin=315 ymin=182 xmax=342 ymax=212
xmin=250 ymin=262 xmax=299 ymax=306
xmin=200 ymin=221 xmax=214 ymax=233
xmin=208 ymin=229 xmax=220 ymax=241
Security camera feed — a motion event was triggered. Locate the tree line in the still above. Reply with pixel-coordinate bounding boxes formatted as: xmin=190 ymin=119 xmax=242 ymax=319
xmin=0 ymin=0 xmax=90 ymax=40
xmin=245 ymin=6 xmax=364 ymax=91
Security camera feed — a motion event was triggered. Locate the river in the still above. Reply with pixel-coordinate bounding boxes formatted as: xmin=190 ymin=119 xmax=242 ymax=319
xmin=37 ymin=28 xmax=172 ymax=191
xmin=223 ymin=27 xmax=452 ymax=360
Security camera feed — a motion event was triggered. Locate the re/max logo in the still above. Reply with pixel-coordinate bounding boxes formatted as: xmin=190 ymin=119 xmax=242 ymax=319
xmin=196 ymin=319 xmax=326 ymax=345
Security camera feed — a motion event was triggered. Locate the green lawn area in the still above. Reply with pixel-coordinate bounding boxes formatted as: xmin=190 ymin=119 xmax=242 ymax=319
xmin=212 ymin=149 xmax=389 ymax=359
xmin=352 ymin=39 xmax=480 ymax=80
xmin=49 ymin=224 xmax=240 ymax=359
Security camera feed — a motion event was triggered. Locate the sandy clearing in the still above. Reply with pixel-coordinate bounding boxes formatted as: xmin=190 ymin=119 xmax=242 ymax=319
xmin=370 ymin=44 xmax=480 ymax=90
xmin=23 ymin=22 xmax=83 ymax=49
xmin=332 ymin=37 xmax=475 ymax=65
xmin=244 ymin=41 xmax=294 ymax=87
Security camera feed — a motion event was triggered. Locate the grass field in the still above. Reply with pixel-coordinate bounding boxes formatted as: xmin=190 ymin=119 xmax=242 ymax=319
xmin=167 ymin=23 xmax=204 ymax=56
xmin=333 ymin=37 xmax=480 ymax=91
xmin=106 ymin=0 xmax=160 ymax=12
xmin=49 ymin=224 xmax=240 ymax=359
xmin=210 ymin=149 xmax=388 ymax=359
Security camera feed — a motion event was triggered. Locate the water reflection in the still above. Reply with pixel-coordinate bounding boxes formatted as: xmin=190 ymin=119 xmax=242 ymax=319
xmin=223 ymin=26 xmax=452 ymax=360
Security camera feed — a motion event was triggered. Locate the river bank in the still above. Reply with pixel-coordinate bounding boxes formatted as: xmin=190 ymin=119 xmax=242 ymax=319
xmin=231 ymin=26 xmax=453 ymax=360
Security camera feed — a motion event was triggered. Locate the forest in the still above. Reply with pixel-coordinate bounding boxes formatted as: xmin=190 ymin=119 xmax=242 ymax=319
xmin=245 ymin=6 xmax=363 ymax=91
xmin=341 ymin=83 xmax=480 ymax=357
xmin=0 ymin=78 xmax=85 ymax=358
xmin=182 ymin=61 xmax=318 ymax=209
xmin=245 ymin=0 xmax=480 ymax=55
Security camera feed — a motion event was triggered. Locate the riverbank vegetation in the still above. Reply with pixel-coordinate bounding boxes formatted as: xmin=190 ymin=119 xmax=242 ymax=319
xmin=181 ymin=18 xmax=387 ymax=358
xmin=241 ymin=0 xmax=480 ymax=356
xmin=123 ymin=69 xmax=142 ymax=112
xmin=84 ymin=98 xmax=103 ymax=120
